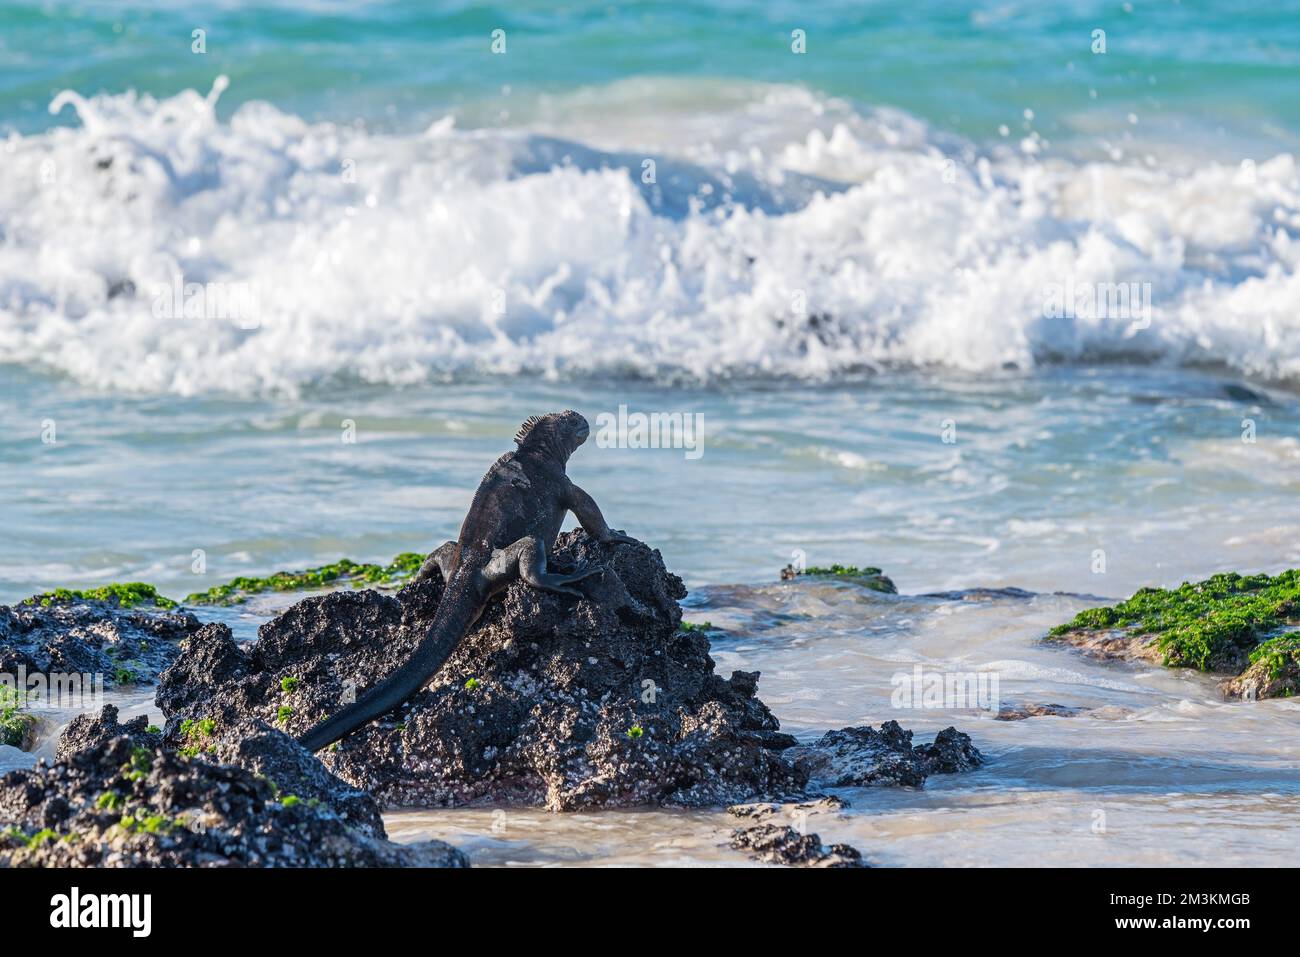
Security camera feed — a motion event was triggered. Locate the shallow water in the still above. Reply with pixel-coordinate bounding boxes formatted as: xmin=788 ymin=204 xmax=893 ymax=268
xmin=384 ymin=583 xmax=1300 ymax=867
xmin=11 ymin=582 xmax=1300 ymax=866
xmin=2 ymin=366 xmax=1297 ymax=603
xmin=5 ymin=367 xmax=1298 ymax=866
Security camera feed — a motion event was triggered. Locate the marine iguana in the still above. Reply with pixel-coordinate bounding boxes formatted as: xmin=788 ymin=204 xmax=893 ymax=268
xmin=297 ymin=410 xmax=635 ymax=752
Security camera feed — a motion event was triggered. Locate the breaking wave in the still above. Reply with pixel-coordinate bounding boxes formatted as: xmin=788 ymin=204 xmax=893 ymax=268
xmin=2 ymin=77 xmax=1299 ymax=395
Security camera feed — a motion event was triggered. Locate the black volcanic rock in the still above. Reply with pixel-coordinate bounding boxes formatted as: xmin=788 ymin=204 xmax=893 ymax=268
xmin=0 ymin=736 xmax=466 ymax=868
xmin=729 ymin=823 xmax=865 ymax=868
xmin=201 ymin=720 xmax=387 ymax=838
xmin=0 ymin=597 xmax=202 ymax=688
xmin=56 ymin=704 xmax=160 ymax=762
xmin=157 ymin=531 xmax=807 ymax=810
xmin=786 ymin=721 xmax=983 ymax=789
xmin=57 ymin=706 xmax=386 ymax=840
xmin=915 ymin=726 xmax=984 ymax=775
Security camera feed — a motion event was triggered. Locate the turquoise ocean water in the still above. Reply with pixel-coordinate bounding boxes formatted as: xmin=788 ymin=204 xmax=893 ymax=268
xmin=4 ymin=0 xmax=1300 ymax=155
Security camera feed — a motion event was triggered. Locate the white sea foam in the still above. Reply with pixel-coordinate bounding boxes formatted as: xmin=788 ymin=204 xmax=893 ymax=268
xmin=2 ymin=78 xmax=1299 ymax=395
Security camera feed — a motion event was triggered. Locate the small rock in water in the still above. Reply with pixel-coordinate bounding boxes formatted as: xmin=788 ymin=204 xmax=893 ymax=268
xmin=57 ymin=704 xmax=161 ymax=761
xmin=729 ymin=823 xmax=866 ymax=868
xmin=915 ymin=726 xmax=985 ymax=775
xmin=779 ymin=563 xmax=897 ymax=593
xmin=727 ymin=794 xmax=849 ymax=821
xmin=787 ymin=721 xmax=983 ymax=789
xmin=995 ymin=702 xmax=1084 ymax=721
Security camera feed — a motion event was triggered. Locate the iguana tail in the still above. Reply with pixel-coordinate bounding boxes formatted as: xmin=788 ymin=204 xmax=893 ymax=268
xmin=297 ymin=568 xmax=485 ymax=753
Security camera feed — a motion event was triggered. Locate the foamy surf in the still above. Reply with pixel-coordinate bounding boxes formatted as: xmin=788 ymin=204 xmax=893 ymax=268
xmin=2 ymin=77 xmax=1299 ymax=396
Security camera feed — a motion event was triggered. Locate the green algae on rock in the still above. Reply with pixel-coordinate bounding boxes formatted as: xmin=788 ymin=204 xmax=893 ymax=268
xmin=2 ymin=595 xmax=203 ymax=690
xmin=1047 ymin=570 xmax=1300 ymax=699
xmin=0 ymin=733 xmax=468 ymax=867
xmin=183 ymin=552 xmax=426 ymax=605
xmin=0 ymin=686 xmax=38 ymax=750
xmin=1223 ymin=631 xmax=1300 ymax=700
xmin=177 ymin=717 xmax=218 ymax=757
xmin=780 ymin=563 xmax=897 ymax=594
xmin=20 ymin=583 xmax=177 ymax=610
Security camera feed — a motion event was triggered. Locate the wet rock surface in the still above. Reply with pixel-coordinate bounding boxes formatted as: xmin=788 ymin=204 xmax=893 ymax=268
xmin=57 ymin=705 xmax=387 ymax=839
xmin=158 ymin=531 xmax=808 ymax=810
xmin=786 ymin=721 xmax=983 ymax=789
xmin=0 ymin=596 xmax=203 ymax=688
xmin=56 ymin=704 xmax=160 ymax=761
xmin=725 ymin=793 xmax=878 ymax=866
xmin=729 ymin=823 xmax=865 ymax=868
xmin=995 ymin=702 xmax=1084 ymax=720
xmin=1047 ymin=627 xmax=1167 ymax=667
xmin=727 ymin=794 xmax=849 ymax=821
xmin=0 ymin=736 xmax=467 ymax=867
xmin=1220 ymin=634 xmax=1300 ymax=701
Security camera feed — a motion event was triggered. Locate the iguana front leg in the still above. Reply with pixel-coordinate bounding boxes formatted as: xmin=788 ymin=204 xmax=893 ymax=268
xmin=567 ymin=483 xmax=636 ymax=545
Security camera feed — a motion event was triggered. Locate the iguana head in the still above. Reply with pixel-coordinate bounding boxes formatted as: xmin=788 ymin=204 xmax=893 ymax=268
xmin=514 ymin=410 xmax=590 ymax=461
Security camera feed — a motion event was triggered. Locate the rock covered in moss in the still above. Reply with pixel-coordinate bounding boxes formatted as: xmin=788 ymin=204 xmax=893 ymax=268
xmin=158 ymin=530 xmax=806 ymax=810
xmin=0 ymin=594 xmax=203 ymax=687
xmin=0 ymin=736 xmax=467 ymax=868
xmin=58 ymin=706 xmax=387 ymax=839
xmin=780 ymin=563 xmax=896 ymax=593
xmin=1047 ymin=570 xmax=1300 ymax=699
xmin=20 ymin=583 xmax=176 ymax=610
xmin=0 ymin=686 xmax=41 ymax=751
xmin=786 ymin=721 xmax=983 ymax=789
xmin=1221 ymin=632 xmax=1300 ymax=700
xmin=183 ymin=553 xmax=425 ymax=606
